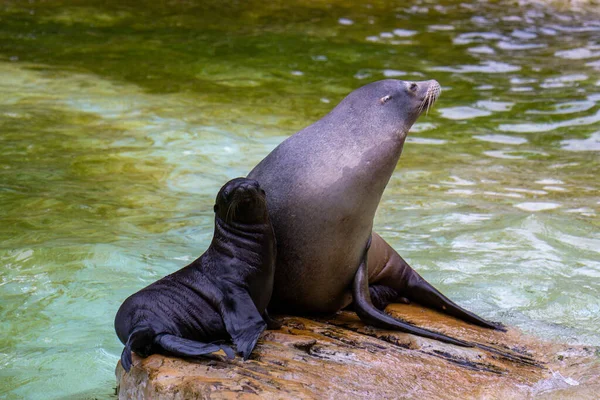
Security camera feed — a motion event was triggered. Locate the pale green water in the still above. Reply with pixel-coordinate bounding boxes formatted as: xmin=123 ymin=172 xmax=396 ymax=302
xmin=0 ymin=0 xmax=599 ymax=398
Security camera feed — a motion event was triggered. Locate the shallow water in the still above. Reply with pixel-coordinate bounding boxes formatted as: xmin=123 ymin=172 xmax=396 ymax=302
xmin=0 ymin=0 xmax=599 ymax=398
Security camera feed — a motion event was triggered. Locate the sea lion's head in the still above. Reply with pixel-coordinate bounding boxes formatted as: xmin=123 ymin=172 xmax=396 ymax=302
xmin=334 ymin=79 xmax=441 ymax=140
xmin=214 ymin=178 xmax=268 ymax=224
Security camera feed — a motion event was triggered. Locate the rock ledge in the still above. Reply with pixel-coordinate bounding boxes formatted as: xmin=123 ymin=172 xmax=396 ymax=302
xmin=116 ymin=304 xmax=599 ymax=399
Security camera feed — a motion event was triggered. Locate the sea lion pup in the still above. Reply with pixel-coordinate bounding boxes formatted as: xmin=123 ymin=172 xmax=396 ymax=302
xmin=114 ymin=178 xmax=276 ymax=372
xmin=248 ymin=79 xmax=503 ymax=347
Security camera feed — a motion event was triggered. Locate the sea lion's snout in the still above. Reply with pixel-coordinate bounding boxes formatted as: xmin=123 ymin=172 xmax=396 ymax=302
xmin=234 ymin=179 xmax=265 ymax=202
xmin=415 ymin=79 xmax=441 ymax=115
xmin=217 ymin=178 xmax=262 ymax=201
xmin=213 ymin=178 xmax=269 ymax=224
xmin=240 ymin=179 xmax=262 ymax=193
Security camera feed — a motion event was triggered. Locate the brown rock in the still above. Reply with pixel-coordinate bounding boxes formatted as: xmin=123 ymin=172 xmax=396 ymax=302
xmin=115 ymin=304 xmax=600 ymax=399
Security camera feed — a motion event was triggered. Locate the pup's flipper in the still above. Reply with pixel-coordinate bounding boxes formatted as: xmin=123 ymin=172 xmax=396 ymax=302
xmin=156 ymin=334 xmax=235 ymax=359
xmin=120 ymin=326 xmax=155 ymax=372
xmin=217 ymin=285 xmax=267 ymax=360
xmin=197 ymin=275 xmax=267 ymax=360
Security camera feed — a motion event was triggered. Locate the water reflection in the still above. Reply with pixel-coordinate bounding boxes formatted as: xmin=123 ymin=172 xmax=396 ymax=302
xmin=499 ymin=110 xmax=600 ymax=132
xmin=474 ymin=134 xmax=527 ymax=144
xmin=439 ymin=106 xmax=491 ymax=119
xmin=432 ymin=61 xmax=521 ymax=73
xmin=561 ymin=131 xmax=600 ymax=151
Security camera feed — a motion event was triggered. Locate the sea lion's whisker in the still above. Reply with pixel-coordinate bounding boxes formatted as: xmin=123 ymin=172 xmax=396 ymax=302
xmin=426 ymin=92 xmax=433 ymax=115
xmin=231 ymin=202 xmax=238 ymax=222
xmin=226 ymin=200 xmax=237 ymax=223
xmin=424 ymin=85 xmax=441 ymax=115
xmin=418 ymin=96 xmax=427 ymax=115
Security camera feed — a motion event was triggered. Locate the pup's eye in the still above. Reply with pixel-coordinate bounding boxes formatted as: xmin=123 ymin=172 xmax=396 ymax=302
xmin=379 ymin=95 xmax=392 ymax=104
xmin=224 ymin=190 xmax=230 ymax=197
xmin=409 ymin=82 xmax=418 ymax=92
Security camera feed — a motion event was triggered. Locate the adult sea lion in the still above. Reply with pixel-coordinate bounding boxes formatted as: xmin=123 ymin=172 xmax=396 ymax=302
xmin=248 ymin=79 xmax=502 ymax=346
xmin=114 ymin=178 xmax=276 ymax=371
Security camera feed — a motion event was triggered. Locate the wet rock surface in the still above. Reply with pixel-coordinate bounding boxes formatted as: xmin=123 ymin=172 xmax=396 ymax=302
xmin=116 ymin=305 xmax=600 ymax=399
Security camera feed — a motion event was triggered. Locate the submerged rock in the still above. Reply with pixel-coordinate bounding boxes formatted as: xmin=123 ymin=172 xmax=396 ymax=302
xmin=115 ymin=304 xmax=600 ymax=399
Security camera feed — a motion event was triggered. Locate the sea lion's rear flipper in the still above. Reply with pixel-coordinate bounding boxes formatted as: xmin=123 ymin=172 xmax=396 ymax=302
xmin=352 ymin=236 xmax=473 ymax=348
xmin=121 ymin=326 xmax=156 ymax=372
xmin=121 ymin=327 xmax=235 ymax=373
xmin=403 ymin=268 xmax=506 ymax=331
xmin=156 ymin=334 xmax=235 ymax=359
xmin=204 ymin=281 xmax=267 ymax=360
xmin=368 ymin=232 xmax=505 ymax=331
xmin=121 ymin=345 xmax=134 ymax=372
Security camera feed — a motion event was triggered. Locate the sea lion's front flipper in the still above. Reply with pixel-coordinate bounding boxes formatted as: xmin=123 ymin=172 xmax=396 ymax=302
xmin=263 ymin=309 xmax=282 ymax=330
xmin=210 ymin=282 xmax=267 ymax=360
xmin=156 ymin=334 xmax=235 ymax=359
xmin=352 ymin=236 xmax=473 ymax=348
xmin=368 ymin=232 xmax=505 ymax=331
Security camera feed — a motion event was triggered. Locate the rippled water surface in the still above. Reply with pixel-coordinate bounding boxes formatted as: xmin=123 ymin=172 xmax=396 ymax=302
xmin=1 ymin=0 xmax=599 ymax=398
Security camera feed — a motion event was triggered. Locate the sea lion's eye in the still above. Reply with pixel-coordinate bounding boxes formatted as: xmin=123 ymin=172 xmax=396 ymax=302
xmin=409 ymin=82 xmax=418 ymax=92
xmin=379 ymin=95 xmax=392 ymax=104
xmin=224 ymin=190 xmax=230 ymax=198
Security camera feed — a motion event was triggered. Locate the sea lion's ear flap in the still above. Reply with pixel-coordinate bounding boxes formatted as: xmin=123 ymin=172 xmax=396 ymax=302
xmin=213 ymin=204 xmax=218 ymax=213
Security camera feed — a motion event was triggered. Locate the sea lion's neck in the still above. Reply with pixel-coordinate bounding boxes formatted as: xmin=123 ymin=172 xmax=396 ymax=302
xmin=210 ymin=217 xmax=274 ymax=262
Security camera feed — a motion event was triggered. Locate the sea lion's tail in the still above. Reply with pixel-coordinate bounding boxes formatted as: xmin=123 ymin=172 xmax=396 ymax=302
xmin=120 ymin=326 xmax=235 ymax=372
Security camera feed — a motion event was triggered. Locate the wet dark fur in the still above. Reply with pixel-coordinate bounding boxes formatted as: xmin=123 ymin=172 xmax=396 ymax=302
xmin=114 ymin=178 xmax=276 ymax=371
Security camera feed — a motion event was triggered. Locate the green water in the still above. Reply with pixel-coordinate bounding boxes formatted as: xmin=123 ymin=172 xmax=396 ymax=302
xmin=0 ymin=0 xmax=599 ymax=398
